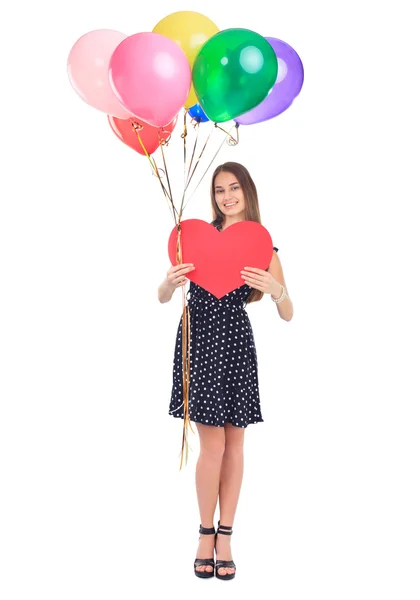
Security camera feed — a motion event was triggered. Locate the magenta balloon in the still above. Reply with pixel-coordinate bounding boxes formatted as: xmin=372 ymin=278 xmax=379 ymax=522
xmin=109 ymin=32 xmax=191 ymax=128
xmin=235 ymin=37 xmax=304 ymax=125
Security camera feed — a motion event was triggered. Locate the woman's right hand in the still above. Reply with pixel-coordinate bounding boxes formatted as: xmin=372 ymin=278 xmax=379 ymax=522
xmin=166 ymin=263 xmax=195 ymax=290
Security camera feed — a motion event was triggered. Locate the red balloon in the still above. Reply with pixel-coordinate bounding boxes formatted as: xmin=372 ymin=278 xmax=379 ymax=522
xmin=107 ymin=114 xmax=177 ymax=155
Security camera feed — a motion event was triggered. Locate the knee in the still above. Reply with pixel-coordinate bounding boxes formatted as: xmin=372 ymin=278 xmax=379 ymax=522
xmin=201 ymin=438 xmax=226 ymax=462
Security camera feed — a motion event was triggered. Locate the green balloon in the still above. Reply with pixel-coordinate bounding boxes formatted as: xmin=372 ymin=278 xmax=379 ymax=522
xmin=192 ymin=28 xmax=278 ymax=123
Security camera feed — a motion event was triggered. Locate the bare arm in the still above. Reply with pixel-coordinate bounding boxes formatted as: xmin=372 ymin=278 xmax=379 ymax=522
xmin=267 ymin=251 xmax=293 ymax=322
xmin=158 ymin=263 xmax=195 ymax=304
xmin=241 ymin=250 xmax=293 ymax=321
xmin=158 ymin=279 xmax=176 ymax=304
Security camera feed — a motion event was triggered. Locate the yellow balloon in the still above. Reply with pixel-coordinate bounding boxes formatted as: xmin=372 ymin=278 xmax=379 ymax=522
xmin=153 ymin=11 xmax=219 ymax=108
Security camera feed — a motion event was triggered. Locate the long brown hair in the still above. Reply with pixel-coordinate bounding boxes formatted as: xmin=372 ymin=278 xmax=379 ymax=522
xmin=210 ymin=162 xmax=265 ymax=304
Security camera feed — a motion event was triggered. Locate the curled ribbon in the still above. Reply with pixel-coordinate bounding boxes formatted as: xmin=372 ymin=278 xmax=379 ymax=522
xmin=132 ymin=115 xmax=239 ymax=469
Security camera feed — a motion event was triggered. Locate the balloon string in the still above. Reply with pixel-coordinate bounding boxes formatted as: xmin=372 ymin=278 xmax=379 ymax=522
xmin=179 ymin=125 xmax=215 ymax=216
xmin=215 ymin=122 xmax=240 ymax=146
xmin=159 ymin=136 xmax=175 ymax=214
xmin=133 ymin=117 xmax=239 ymax=469
xmin=176 ymin=221 xmax=194 ymax=469
xmin=182 ymin=123 xmax=240 ymax=211
xmin=133 ymin=121 xmax=179 ymax=221
xmin=185 ymin=119 xmax=201 ymax=187
xmin=153 ymin=154 xmax=179 ymax=222
xmin=178 ymin=121 xmax=239 ymax=466
xmin=184 ymin=121 xmax=202 ymax=191
xmin=179 ymin=118 xmax=202 ymax=216
xmin=182 ymin=109 xmax=188 ymax=189
xmin=179 ymin=110 xmax=189 ymax=217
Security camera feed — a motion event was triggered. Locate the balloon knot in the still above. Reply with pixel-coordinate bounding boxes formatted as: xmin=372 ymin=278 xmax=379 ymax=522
xmin=131 ymin=121 xmax=143 ymax=131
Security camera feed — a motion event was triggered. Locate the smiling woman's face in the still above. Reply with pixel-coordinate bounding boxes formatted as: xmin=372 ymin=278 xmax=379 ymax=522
xmin=214 ymin=171 xmax=246 ymax=220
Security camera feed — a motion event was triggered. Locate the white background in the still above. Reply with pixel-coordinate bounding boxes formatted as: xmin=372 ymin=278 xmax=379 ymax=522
xmin=1 ymin=0 xmax=419 ymax=598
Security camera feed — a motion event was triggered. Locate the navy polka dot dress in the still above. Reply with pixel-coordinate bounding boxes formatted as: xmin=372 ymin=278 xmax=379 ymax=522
xmin=169 ymin=222 xmax=278 ymax=428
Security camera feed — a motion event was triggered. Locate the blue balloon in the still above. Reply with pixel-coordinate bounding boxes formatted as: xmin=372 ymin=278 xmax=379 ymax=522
xmin=188 ymin=103 xmax=209 ymax=123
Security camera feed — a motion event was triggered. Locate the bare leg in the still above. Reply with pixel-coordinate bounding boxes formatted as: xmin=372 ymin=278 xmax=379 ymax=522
xmin=216 ymin=423 xmax=245 ymax=577
xmin=195 ymin=423 xmax=226 ymax=574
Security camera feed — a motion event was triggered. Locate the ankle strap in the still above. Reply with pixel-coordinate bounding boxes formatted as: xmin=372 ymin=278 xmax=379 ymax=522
xmin=217 ymin=521 xmax=233 ymax=535
xmin=199 ymin=525 xmax=216 ymax=535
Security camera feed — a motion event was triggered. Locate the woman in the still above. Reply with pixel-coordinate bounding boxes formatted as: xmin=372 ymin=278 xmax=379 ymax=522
xmin=158 ymin=162 xmax=293 ymax=580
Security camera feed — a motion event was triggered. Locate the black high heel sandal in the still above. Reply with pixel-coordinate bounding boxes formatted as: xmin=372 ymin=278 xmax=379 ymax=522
xmin=215 ymin=521 xmax=236 ymax=580
xmin=194 ymin=525 xmax=216 ymax=578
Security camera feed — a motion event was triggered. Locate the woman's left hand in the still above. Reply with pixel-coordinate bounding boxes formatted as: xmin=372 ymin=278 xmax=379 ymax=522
xmin=240 ymin=267 xmax=282 ymax=296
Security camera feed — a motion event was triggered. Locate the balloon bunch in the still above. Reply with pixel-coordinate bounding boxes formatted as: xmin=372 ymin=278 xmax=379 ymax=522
xmin=67 ymin=10 xmax=304 ymax=468
xmin=67 ymin=10 xmax=303 ymax=160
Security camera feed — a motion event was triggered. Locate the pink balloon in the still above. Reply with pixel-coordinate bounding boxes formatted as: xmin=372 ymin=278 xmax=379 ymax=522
xmin=109 ymin=32 xmax=191 ymax=128
xmin=67 ymin=29 xmax=132 ymax=119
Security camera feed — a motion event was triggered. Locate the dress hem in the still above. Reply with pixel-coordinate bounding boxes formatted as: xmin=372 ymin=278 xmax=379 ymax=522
xmin=169 ymin=412 xmax=264 ymax=428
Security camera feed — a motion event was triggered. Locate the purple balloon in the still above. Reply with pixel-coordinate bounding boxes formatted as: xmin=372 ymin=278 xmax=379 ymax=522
xmin=235 ymin=37 xmax=304 ymax=125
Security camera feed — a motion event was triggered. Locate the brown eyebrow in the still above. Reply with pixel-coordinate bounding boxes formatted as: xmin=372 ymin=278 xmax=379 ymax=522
xmin=215 ymin=181 xmax=239 ymax=189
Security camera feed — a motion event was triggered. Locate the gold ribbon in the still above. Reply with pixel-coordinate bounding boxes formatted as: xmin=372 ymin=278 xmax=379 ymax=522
xmin=133 ymin=121 xmax=194 ymax=469
xmin=176 ymin=221 xmax=194 ymax=469
xmin=132 ymin=117 xmax=240 ymax=469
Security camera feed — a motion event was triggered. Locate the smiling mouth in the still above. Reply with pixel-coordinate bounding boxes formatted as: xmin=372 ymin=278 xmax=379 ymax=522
xmin=224 ymin=201 xmax=238 ymax=208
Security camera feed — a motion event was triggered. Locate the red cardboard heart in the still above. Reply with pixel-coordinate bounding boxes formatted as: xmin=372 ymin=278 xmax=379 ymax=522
xmin=168 ymin=219 xmax=273 ymax=299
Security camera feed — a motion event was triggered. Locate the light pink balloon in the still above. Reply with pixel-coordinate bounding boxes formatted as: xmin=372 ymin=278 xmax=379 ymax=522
xmin=67 ymin=29 xmax=132 ymax=119
xmin=109 ymin=32 xmax=191 ymax=128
